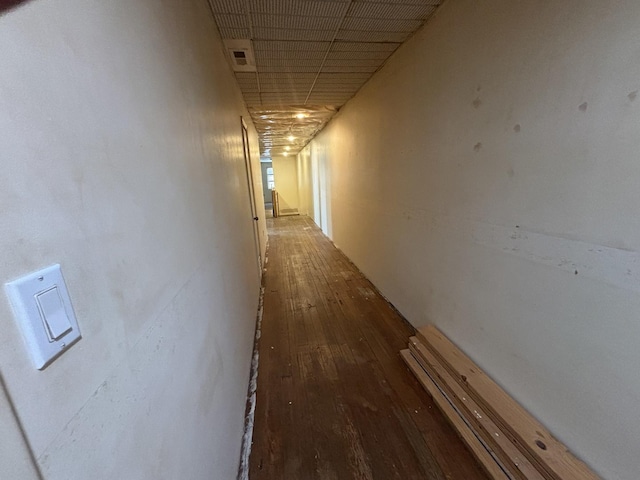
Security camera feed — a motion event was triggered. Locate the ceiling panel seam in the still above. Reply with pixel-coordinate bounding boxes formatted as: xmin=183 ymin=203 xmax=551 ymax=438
xmin=209 ymin=0 xmax=444 ymax=157
xmin=241 ymin=0 xmax=262 ymax=105
xmin=304 ymin=0 xmax=354 ymax=105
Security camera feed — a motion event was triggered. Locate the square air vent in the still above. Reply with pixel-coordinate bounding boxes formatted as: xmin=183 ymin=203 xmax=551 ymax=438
xmin=223 ymin=39 xmax=256 ymax=72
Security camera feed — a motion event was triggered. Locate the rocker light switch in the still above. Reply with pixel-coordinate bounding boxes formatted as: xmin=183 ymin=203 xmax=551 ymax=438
xmin=5 ymin=265 xmax=81 ymax=369
xmin=36 ymin=287 xmax=72 ymax=341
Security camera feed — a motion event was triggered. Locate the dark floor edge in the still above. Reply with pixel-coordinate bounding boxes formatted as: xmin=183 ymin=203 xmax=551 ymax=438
xmin=237 ymin=243 xmax=269 ymax=480
xmin=322 ymin=225 xmax=418 ymax=336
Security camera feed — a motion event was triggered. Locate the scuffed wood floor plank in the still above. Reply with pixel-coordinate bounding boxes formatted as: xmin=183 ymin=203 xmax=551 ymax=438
xmin=249 ymin=215 xmax=489 ymax=480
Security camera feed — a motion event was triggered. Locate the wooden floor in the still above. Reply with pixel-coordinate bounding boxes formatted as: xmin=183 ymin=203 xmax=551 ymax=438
xmin=249 ymin=216 xmax=489 ymax=480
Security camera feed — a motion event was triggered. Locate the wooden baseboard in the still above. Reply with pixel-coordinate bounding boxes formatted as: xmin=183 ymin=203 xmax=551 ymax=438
xmin=403 ymin=326 xmax=600 ymax=480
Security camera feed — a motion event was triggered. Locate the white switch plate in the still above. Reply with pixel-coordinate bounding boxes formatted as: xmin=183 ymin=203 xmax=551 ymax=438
xmin=5 ymin=265 xmax=81 ymax=369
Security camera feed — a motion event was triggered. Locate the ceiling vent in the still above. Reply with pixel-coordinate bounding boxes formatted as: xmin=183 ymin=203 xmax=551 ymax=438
xmin=223 ymin=39 xmax=256 ymax=72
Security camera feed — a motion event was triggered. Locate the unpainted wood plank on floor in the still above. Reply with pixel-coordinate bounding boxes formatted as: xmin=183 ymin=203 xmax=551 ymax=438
xmin=250 ymin=216 xmax=489 ymax=479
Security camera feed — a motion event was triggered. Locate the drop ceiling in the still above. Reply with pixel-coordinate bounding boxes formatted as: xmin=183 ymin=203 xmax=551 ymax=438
xmin=207 ymin=0 xmax=443 ymax=159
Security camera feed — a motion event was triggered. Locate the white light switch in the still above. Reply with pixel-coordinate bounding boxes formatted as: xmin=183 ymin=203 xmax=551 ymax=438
xmin=36 ymin=287 xmax=72 ymax=341
xmin=5 ymin=265 xmax=81 ymax=369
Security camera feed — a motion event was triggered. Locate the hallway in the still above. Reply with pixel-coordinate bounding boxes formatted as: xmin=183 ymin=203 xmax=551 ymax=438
xmin=250 ymin=216 xmax=488 ymax=479
xmin=1 ymin=1 xmax=637 ymax=477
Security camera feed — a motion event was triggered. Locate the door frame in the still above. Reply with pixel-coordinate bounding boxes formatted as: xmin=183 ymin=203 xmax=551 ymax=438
xmin=241 ymin=116 xmax=262 ymax=279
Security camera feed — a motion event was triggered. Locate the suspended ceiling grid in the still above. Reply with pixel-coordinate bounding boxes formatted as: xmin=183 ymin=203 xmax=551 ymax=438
xmin=208 ymin=0 xmax=443 ymax=158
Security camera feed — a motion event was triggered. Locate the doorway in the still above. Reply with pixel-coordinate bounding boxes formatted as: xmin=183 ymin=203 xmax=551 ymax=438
xmin=241 ymin=117 xmax=262 ymax=278
xmin=260 ymin=161 xmax=274 ymax=217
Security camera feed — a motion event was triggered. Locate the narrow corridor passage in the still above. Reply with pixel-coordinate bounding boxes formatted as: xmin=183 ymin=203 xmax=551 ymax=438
xmin=249 ymin=216 xmax=488 ymax=479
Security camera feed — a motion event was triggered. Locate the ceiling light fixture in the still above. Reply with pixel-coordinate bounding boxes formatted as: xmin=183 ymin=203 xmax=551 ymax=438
xmin=285 ymin=146 xmax=290 ymax=151
xmin=288 ymin=135 xmax=295 ymax=142
xmin=295 ymin=113 xmax=306 ymax=119
xmin=283 ymin=152 xmax=288 ymax=156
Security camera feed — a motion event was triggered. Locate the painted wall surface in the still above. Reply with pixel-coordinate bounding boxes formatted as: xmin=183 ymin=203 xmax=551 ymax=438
xmin=0 ymin=1 xmax=265 ymax=479
xmin=297 ymin=143 xmax=330 ymax=234
xmin=272 ymin=156 xmax=299 ymax=215
xmin=297 ymin=147 xmax=312 ymax=217
xmin=0 ymin=378 xmax=39 ymax=480
xmin=301 ymin=1 xmax=640 ymax=478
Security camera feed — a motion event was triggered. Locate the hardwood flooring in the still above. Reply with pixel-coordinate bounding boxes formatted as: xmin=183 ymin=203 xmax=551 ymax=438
xmin=249 ymin=215 xmax=489 ymax=479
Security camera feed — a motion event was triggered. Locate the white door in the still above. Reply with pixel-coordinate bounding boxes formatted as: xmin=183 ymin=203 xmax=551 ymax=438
xmin=241 ymin=117 xmax=262 ymax=278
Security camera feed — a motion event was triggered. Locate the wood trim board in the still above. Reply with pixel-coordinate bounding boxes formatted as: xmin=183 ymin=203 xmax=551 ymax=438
xmin=401 ymin=349 xmax=511 ymax=480
xmin=413 ymin=326 xmax=599 ymax=480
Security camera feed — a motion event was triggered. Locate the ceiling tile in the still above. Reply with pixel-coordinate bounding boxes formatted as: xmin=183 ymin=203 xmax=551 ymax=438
xmin=243 ymin=95 xmax=262 ymax=103
xmin=354 ymin=0 xmax=441 ymax=5
xmin=213 ymin=14 xmax=247 ymax=29
xmin=257 ymin=72 xmax=319 ymax=80
xmin=323 ymin=58 xmax=383 ymax=68
xmin=253 ymin=40 xmax=331 ymax=52
xmin=253 ymin=27 xmax=335 ymax=41
xmin=320 ymin=65 xmax=378 ymax=73
xmin=218 ymin=27 xmax=251 ymax=39
xmin=311 ymin=85 xmax=360 ymax=93
xmin=259 ymin=65 xmax=324 ymax=73
xmin=335 ymin=30 xmax=411 ymax=42
xmin=261 ymin=93 xmax=307 ymax=102
xmin=208 ymin=0 xmax=445 ymax=159
xmin=305 ymin=97 xmax=352 ymax=105
xmin=314 ymin=74 xmax=370 ymax=85
xmin=251 ymin=14 xmax=342 ymax=31
xmin=349 ymin=3 xmax=436 ymax=19
xmin=256 ymin=58 xmax=324 ymax=68
xmin=240 ymin=85 xmax=260 ymax=94
xmin=255 ymin=49 xmax=327 ymax=60
xmin=248 ymin=0 xmax=349 ymax=17
xmin=208 ymin=0 xmax=244 ymax=14
xmin=235 ymin=72 xmax=258 ymax=81
xmin=259 ymin=79 xmax=314 ymax=87
xmin=341 ymin=17 xmax=422 ymax=32
xmin=327 ymin=50 xmax=392 ymax=60
xmin=330 ymin=41 xmax=400 ymax=52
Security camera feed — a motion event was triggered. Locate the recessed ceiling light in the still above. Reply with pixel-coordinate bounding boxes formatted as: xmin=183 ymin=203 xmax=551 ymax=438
xmin=283 ymin=152 xmax=288 ymax=156
xmin=288 ymin=135 xmax=295 ymax=142
xmin=285 ymin=146 xmax=290 ymax=151
xmin=295 ymin=113 xmax=306 ymax=119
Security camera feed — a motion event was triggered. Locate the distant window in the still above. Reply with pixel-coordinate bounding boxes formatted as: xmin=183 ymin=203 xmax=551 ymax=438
xmin=266 ymin=167 xmax=275 ymax=190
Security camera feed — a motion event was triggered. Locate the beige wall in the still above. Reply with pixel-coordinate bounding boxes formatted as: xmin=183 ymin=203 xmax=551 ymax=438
xmin=296 ymin=143 xmax=330 ymax=234
xmin=300 ymin=1 xmax=640 ymax=478
xmin=272 ymin=156 xmax=299 ymax=215
xmin=297 ymin=147 xmax=312 ymax=217
xmin=0 ymin=377 xmax=39 ymax=479
xmin=0 ymin=1 xmax=265 ymax=478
